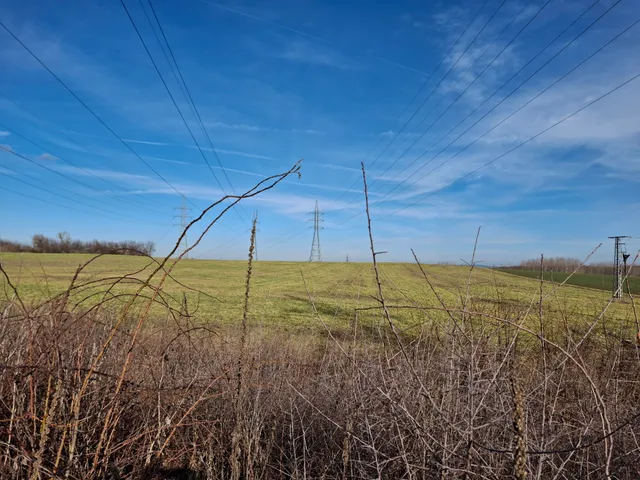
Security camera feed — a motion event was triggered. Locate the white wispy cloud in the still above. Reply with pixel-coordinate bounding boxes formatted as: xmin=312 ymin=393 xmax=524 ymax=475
xmin=63 ymin=131 xmax=277 ymax=161
xmin=122 ymin=138 xmax=169 ymax=146
xmin=204 ymin=122 xmax=325 ymax=136
xmin=52 ymin=163 xmax=364 ymax=216
xmin=291 ymin=128 xmax=324 ymax=135
xmin=203 ymin=0 xmax=426 ymax=75
xmin=312 ymin=163 xmax=360 ymax=173
xmin=214 ymin=148 xmax=274 ymax=160
xmin=280 ymin=40 xmax=356 ymax=69
xmin=0 ymin=131 xmax=10 ymax=137
xmin=146 ymin=156 xmax=191 ymax=165
xmin=379 ymin=129 xmax=423 ymax=139
xmin=365 ymin=8 xmax=640 ymax=212
xmin=204 ymin=121 xmax=272 ymax=132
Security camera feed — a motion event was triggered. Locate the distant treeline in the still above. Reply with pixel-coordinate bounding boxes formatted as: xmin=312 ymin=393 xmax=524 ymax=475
xmin=0 ymin=232 xmax=155 ymax=256
xmin=502 ymin=256 xmax=639 ymax=277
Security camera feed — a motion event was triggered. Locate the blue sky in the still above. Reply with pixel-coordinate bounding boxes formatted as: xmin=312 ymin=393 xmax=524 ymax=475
xmin=0 ymin=0 xmax=639 ymax=264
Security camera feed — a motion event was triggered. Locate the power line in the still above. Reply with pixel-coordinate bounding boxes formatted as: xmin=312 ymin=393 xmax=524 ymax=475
xmin=339 ymin=0 xmax=560 ymax=218
xmin=0 ymin=19 xmax=195 ymax=206
xmin=367 ymin=0 xmax=543 ymax=192
xmin=0 ymin=146 xmax=165 ymax=224
xmin=194 ymin=227 xmax=252 ymax=259
xmin=0 ymin=184 xmax=155 ymax=221
xmin=120 ymin=0 xmax=248 ymax=223
xmin=145 ymin=0 xmax=242 ymax=203
xmin=118 ymin=0 xmax=224 ymax=192
xmin=379 ymin=9 xmax=636 ymax=209
xmin=200 ymin=0 xmax=428 ymax=76
xmin=373 ymin=0 xmax=612 ymax=205
xmin=328 ymin=0 xmax=493 ymax=207
xmin=119 ymin=1 xmax=221 ymax=189
xmin=333 ymin=61 xmax=640 ymax=228
xmin=136 ymin=0 xmax=201 ymax=129
xmin=0 ymin=121 xmax=169 ymax=217
xmin=0 ymin=167 xmax=163 ymax=225
xmin=384 ymin=69 xmax=640 ymax=217
xmin=0 ymin=93 xmax=177 ymax=212
xmin=366 ymin=0 xmax=518 ymax=192
xmin=262 ymin=225 xmax=307 ymax=250
xmin=0 ymin=89 xmax=176 ymax=210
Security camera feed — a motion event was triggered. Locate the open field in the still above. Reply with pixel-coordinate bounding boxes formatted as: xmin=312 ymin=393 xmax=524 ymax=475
xmin=498 ymin=268 xmax=640 ymax=295
xmin=1 ymin=252 xmax=637 ymax=337
xmin=2 ymin=252 xmax=640 ymax=478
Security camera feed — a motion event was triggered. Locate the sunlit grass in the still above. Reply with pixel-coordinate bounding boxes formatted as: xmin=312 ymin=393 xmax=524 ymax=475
xmin=1 ymin=252 xmax=635 ymax=341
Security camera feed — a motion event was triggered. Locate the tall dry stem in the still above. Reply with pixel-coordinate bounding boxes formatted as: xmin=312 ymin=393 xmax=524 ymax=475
xmin=511 ymin=376 xmax=528 ymax=480
xmin=230 ymin=216 xmax=257 ymax=480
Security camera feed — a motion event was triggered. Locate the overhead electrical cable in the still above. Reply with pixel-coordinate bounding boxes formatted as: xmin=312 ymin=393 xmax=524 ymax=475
xmin=329 ymin=0 xmax=493 ymax=206
xmin=374 ymin=0 xmax=630 ymax=207
xmin=331 ymin=0 xmax=557 ymax=218
xmin=331 ymin=14 xmax=638 ymax=227
xmin=0 ymin=164 xmax=163 ymax=225
xmin=373 ymin=0 xmax=615 ymax=205
xmin=119 ymin=0 xmax=249 ymax=222
xmin=386 ymin=69 xmax=640 ymax=217
xmin=366 ymin=0 xmax=518 ymax=192
xmin=368 ymin=0 xmax=540 ymax=190
xmin=145 ymin=0 xmax=241 ymax=203
xmin=0 ymin=184 xmax=160 ymax=222
xmin=0 ymin=19 xmax=197 ymax=207
xmin=0 ymin=122 xmax=170 ymax=217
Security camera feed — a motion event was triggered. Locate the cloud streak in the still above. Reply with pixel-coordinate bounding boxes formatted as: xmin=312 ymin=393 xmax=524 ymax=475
xmin=280 ymin=40 xmax=356 ymax=69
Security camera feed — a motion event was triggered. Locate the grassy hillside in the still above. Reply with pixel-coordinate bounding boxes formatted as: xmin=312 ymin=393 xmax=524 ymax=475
xmin=1 ymin=252 xmax=635 ymax=336
xmin=498 ymin=268 xmax=640 ymax=294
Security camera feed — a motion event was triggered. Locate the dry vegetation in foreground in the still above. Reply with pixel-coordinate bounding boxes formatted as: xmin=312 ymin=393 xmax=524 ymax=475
xmin=1 ymin=163 xmax=640 ymax=479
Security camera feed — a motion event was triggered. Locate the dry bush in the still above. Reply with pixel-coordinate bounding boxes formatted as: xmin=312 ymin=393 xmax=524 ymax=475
xmin=1 ymin=291 xmax=639 ymax=479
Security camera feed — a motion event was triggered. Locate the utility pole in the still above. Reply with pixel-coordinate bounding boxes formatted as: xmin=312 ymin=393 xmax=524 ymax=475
xmin=346 ymin=253 xmax=349 ymax=263
xmin=623 ymin=252 xmax=631 ymax=294
xmin=609 ymin=236 xmax=630 ymax=299
xmin=174 ymin=195 xmax=192 ymax=258
xmin=308 ymin=200 xmax=323 ymax=262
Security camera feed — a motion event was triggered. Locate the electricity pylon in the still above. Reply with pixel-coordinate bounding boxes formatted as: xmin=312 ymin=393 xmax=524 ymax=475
xmin=174 ymin=195 xmax=192 ymax=258
xmin=308 ymin=201 xmax=323 ymax=262
xmin=609 ymin=236 xmax=630 ymax=298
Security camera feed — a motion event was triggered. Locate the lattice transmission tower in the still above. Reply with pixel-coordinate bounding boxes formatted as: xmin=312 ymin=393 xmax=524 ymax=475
xmin=308 ymin=200 xmax=323 ymax=262
xmin=174 ymin=195 xmax=192 ymax=258
xmin=609 ymin=235 xmax=630 ymax=299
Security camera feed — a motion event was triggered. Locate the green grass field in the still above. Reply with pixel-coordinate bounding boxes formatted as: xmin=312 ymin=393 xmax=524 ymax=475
xmin=1 ymin=253 xmax=637 ymax=337
xmin=498 ymin=269 xmax=640 ymax=294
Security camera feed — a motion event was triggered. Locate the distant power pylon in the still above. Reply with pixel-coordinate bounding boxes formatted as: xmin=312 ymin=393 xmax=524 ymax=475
xmin=609 ymin=235 xmax=630 ymax=298
xmin=308 ymin=200 xmax=324 ymax=262
xmin=346 ymin=254 xmax=349 ymax=263
xmin=174 ymin=195 xmax=192 ymax=258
